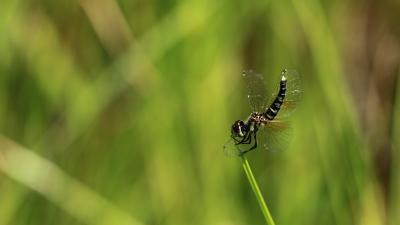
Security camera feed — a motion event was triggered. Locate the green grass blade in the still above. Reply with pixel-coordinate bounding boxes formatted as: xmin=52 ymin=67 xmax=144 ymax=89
xmin=241 ymin=155 xmax=276 ymax=225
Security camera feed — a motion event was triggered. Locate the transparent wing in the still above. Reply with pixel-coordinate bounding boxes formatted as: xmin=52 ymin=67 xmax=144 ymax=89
xmin=223 ymin=138 xmax=241 ymax=157
xmin=267 ymin=69 xmax=303 ymax=119
xmin=258 ymin=120 xmax=293 ymax=152
xmin=242 ymin=70 xmax=269 ymax=113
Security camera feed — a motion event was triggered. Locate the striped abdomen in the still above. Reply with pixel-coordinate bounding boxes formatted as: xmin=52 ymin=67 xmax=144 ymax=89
xmin=264 ymin=74 xmax=287 ymax=120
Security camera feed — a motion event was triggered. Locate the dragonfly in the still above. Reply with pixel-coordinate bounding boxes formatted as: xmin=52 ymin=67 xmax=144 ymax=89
xmin=223 ymin=69 xmax=302 ymax=156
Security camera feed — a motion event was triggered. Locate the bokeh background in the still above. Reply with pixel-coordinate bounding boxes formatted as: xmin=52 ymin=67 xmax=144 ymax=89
xmin=1 ymin=0 xmax=400 ymax=224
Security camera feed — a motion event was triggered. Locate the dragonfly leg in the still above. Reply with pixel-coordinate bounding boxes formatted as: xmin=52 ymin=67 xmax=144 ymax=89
xmin=251 ymin=132 xmax=258 ymax=150
xmin=239 ymin=132 xmax=258 ymax=156
xmin=236 ymin=132 xmax=252 ymax=145
xmin=232 ymin=135 xmax=242 ymax=143
xmin=241 ymin=133 xmax=252 ymax=144
xmin=232 ymin=135 xmax=247 ymax=144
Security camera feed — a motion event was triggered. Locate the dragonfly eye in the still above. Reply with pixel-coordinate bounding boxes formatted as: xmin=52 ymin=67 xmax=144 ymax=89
xmin=231 ymin=120 xmax=246 ymax=137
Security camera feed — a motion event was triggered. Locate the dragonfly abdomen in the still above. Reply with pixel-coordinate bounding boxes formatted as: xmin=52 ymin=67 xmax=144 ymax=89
xmin=264 ymin=73 xmax=287 ymax=120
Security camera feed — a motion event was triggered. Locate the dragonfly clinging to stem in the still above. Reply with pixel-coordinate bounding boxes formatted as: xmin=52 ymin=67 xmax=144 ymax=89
xmin=223 ymin=69 xmax=302 ymax=156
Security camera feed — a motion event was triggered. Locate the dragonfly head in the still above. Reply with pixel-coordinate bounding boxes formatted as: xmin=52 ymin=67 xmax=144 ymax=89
xmin=231 ymin=120 xmax=248 ymax=137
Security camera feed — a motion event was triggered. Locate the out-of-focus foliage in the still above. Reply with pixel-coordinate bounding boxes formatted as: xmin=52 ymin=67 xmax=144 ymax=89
xmin=0 ymin=0 xmax=399 ymax=225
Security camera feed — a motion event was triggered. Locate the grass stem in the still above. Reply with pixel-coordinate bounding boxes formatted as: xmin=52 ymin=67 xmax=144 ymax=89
xmin=240 ymin=155 xmax=276 ymax=225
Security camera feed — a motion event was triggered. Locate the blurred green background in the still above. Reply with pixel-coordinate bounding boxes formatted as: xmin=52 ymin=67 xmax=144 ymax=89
xmin=1 ymin=0 xmax=400 ymax=224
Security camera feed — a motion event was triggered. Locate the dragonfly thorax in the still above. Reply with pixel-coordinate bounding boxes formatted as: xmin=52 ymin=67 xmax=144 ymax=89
xmin=248 ymin=112 xmax=267 ymax=124
xmin=231 ymin=112 xmax=265 ymax=138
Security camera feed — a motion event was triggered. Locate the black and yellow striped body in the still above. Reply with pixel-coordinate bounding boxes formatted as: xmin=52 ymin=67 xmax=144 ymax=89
xmin=263 ymin=75 xmax=287 ymax=120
